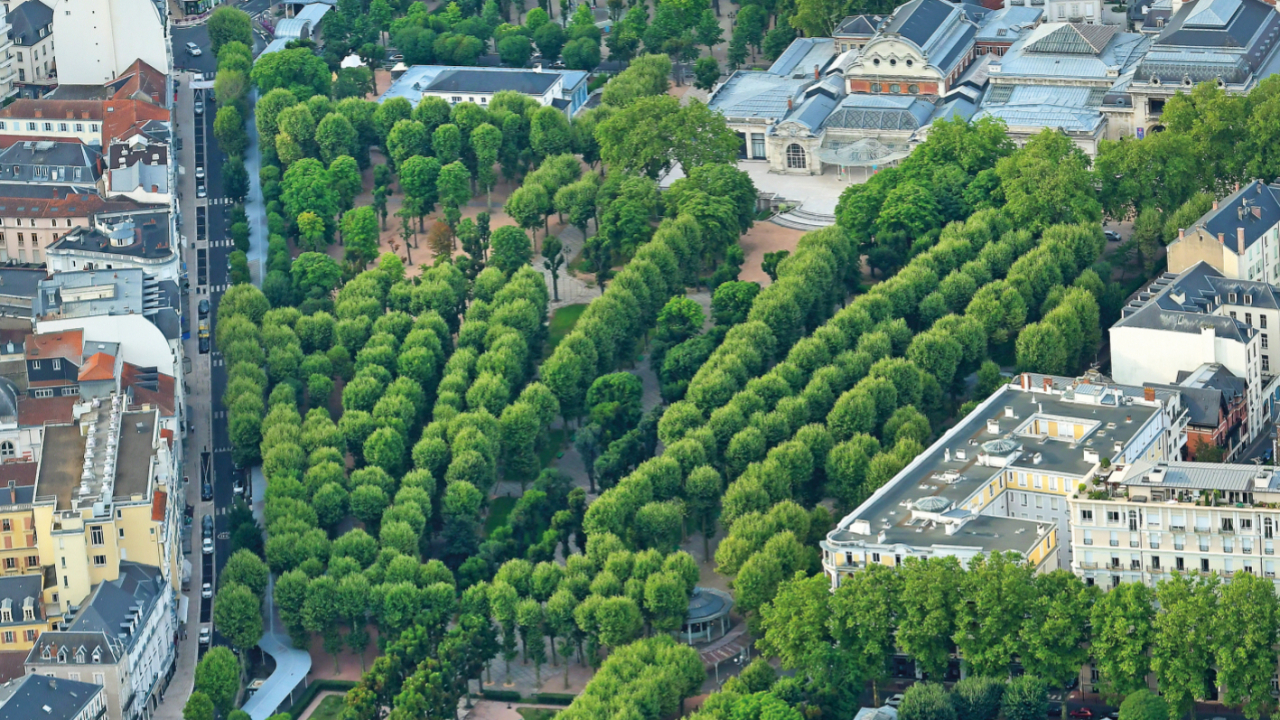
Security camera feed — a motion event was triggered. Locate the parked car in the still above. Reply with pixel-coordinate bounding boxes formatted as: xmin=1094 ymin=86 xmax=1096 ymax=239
xmin=202 ymin=514 xmax=213 ymax=538
xmin=1104 ymin=230 xmax=1122 ymax=242
xmin=198 ymin=336 xmax=210 ymax=354
xmin=199 ymin=627 xmax=211 ymax=645
xmin=194 ymin=100 xmax=204 ymax=115
xmin=1069 ymin=709 xmax=1094 ymax=719
xmin=201 ymin=478 xmax=213 ymax=501
xmin=196 ymin=184 xmax=206 ymax=198
xmin=198 ymin=298 xmax=210 ymax=318
xmin=202 ymin=537 xmax=213 ymax=554
xmin=195 ymin=165 xmax=205 ymax=180
xmin=201 ymin=582 xmax=212 ymax=599
xmin=1047 ymin=704 xmax=1063 ymax=717
xmin=185 ymin=41 xmax=202 ymax=56
xmin=233 ymin=474 xmax=247 ymax=497
xmin=885 ymin=695 xmax=905 ymax=709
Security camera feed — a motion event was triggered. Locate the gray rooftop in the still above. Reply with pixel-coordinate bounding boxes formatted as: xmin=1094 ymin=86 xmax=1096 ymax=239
xmin=67 ymin=561 xmax=164 ymax=651
xmin=49 ymin=210 xmax=173 ymax=260
xmin=975 ymin=84 xmax=1106 ymax=133
xmin=1120 ymin=458 xmax=1280 ymax=492
xmin=834 ymin=14 xmax=885 ymax=37
xmin=0 ymin=673 xmax=101 ymax=720
xmin=0 ymin=574 xmax=42 ymax=627
xmin=828 ymin=378 xmax=1163 ymax=553
xmin=35 ymin=268 xmax=159 ymax=320
xmin=378 ymin=65 xmax=588 ymax=106
xmin=0 ymin=142 xmax=100 ymax=186
xmin=1187 ymin=180 xmax=1280 ymax=254
xmin=1115 ymin=262 xmax=1273 ymax=342
xmin=8 ymin=1 xmax=53 ymax=47
xmin=27 ymin=630 xmax=125 ymax=665
xmin=995 ymin=23 xmax=1151 ymax=79
xmin=768 ymin=37 xmax=838 ymax=78
xmin=822 ymin=94 xmax=939 ymax=131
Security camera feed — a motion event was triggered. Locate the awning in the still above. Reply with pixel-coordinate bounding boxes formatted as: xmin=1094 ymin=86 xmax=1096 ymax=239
xmin=814 ymin=138 xmax=911 ymax=167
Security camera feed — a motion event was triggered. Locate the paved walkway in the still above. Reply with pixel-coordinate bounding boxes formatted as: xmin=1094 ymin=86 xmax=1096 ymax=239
xmin=481 ymin=654 xmax=596 ymax=696
xmin=243 ymin=87 xmax=268 ymax=286
xmin=242 ymin=467 xmax=314 ymax=720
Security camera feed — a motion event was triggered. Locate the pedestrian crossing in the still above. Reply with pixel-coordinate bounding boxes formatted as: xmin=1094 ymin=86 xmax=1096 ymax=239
xmin=204 ymin=197 xmax=235 ymax=206
xmin=208 ymin=283 xmax=229 ymax=293
xmin=206 ymin=239 xmax=236 ymax=248
xmin=210 ymin=358 xmax=225 ymax=368
xmin=213 ymin=410 xmax=227 ymax=419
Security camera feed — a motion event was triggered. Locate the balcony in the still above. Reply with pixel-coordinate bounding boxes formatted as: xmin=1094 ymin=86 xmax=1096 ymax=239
xmin=1110 ymin=540 xmax=1120 ymax=547
xmin=1079 ymin=561 xmax=1098 ymax=569
xmin=1130 ymin=540 xmax=1140 ymax=548
xmin=1150 ymin=542 xmax=1160 ymax=549
xmin=1171 ymin=525 xmax=1187 ymax=532
xmin=1175 ymin=544 xmax=1185 ymax=551
xmin=1083 ymin=538 xmax=1093 ymax=545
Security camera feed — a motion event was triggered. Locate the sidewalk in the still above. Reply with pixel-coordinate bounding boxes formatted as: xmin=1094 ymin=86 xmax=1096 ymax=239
xmin=243 ymin=87 xmax=268 ymax=287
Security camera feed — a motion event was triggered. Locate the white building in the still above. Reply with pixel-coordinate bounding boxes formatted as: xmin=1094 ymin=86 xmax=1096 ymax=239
xmin=379 ymin=65 xmax=592 ymax=116
xmin=44 ymin=210 xmax=180 ymax=283
xmin=8 ymin=0 xmax=55 ymax=97
xmin=1069 ymin=460 xmax=1280 ymax=589
xmin=819 ymin=372 xmax=1184 ymax=586
xmin=1109 ymin=262 xmax=1273 ymax=442
xmin=0 ymin=6 xmax=17 ymax=102
xmin=47 ymin=0 xmax=167 ymax=85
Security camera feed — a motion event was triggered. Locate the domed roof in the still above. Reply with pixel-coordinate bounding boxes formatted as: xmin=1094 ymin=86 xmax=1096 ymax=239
xmin=685 ymin=587 xmax=734 ymax=623
xmin=914 ymin=496 xmax=951 ymax=513
xmin=981 ymin=437 xmax=1020 ymax=454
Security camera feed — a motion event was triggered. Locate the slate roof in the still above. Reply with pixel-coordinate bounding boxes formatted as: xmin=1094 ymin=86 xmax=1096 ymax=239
xmin=1153 ymin=0 xmax=1275 ymax=48
xmin=997 ymin=23 xmax=1150 ymax=79
xmin=424 ymin=69 xmax=560 ymax=94
xmin=974 ymin=84 xmax=1104 ymax=132
xmin=1145 ymin=382 xmax=1224 ymax=427
xmin=0 ymin=100 xmax=102 ymax=122
xmin=1115 ymin=262 xmax=1266 ymax=342
xmin=0 ymin=378 xmax=19 ymax=425
xmin=49 ymin=210 xmax=172 ymax=260
xmin=974 ymin=6 xmax=1043 ymax=42
xmin=26 ymin=630 xmax=125 ymax=665
xmin=882 ymin=0 xmax=964 ymax=49
xmin=67 ymin=562 xmax=165 ymax=650
xmin=0 ymin=575 xmax=43 ymax=626
xmin=0 ymin=673 xmax=102 ymax=720
xmin=1026 ymin=23 xmax=1118 ymax=53
xmin=707 ymin=71 xmax=807 ymax=120
xmin=0 ymin=142 xmax=101 ymax=185
xmin=7 ymin=1 xmax=52 ymax=47
xmin=834 ymin=14 xmax=885 ymax=36
xmin=1191 ymin=180 xmax=1280 ymax=253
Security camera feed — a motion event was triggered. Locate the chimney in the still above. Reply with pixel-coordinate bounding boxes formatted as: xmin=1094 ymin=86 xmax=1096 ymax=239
xmin=1144 ymin=386 xmax=1155 ymax=402
xmin=787 ymin=97 xmax=793 ymax=110
xmin=1213 ymin=200 xmax=1219 ymax=210
xmin=1179 ymin=227 xmax=1185 ymax=240
xmin=814 ymin=64 xmax=820 ymax=79
xmin=1239 ymin=226 xmax=1246 ymax=254
xmin=1236 ymin=182 xmax=1241 ymax=192
xmin=1043 ymin=377 xmax=1053 ymax=391
xmin=1255 ymin=206 xmax=1262 ymax=219
xmin=1219 ymin=232 xmax=1226 ymax=244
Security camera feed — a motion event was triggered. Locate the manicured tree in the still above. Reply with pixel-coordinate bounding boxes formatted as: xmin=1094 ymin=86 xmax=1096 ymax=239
xmin=1090 ymin=582 xmax=1156 ymax=699
xmin=208 ymin=6 xmax=253 ymax=54
xmin=952 ymin=677 xmax=1006 ymax=720
xmin=183 ymin=692 xmax=215 ymax=720
xmin=329 ymin=155 xmax=363 ymax=216
xmin=387 ymin=119 xmax=429 ymax=168
xmin=399 ymin=155 xmax=442 ymax=231
xmin=193 ymin=647 xmax=241 ymax=715
xmin=542 ymin=235 xmax=566 ymax=302
xmin=214 ymin=105 xmax=248 ymax=157
xmin=213 ymin=583 xmax=263 ymax=659
xmin=505 ymin=184 xmax=550 ymax=241
xmin=1214 ymin=570 xmax=1280 ymax=719
xmin=1152 ymin=573 xmax=1217 ymax=720
xmin=517 ymin=599 xmax=548 ymax=688
xmin=341 ymin=206 xmax=381 ymax=269
xmin=899 ymin=683 xmax=956 ymax=720
xmin=1020 ymin=570 xmax=1095 ymax=708
xmin=896 ymin=556 xmax=962 ymax=680
xmin=471 ymin=123 xmax=503 ymax=208
xmin=1002 ymin=676 xmax=1049 ymax=720
xmin=489 ymin=226 xmax=533 ymax=275
xmin=1118 ymin=691 xmax=1170 ymax=720
xmin=437 ymin=161 xmax=472 ymax=232
xmin=432 ymin=123 xmax=463 ymax=165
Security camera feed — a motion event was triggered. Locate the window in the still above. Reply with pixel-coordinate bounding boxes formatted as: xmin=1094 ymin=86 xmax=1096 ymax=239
xmin=1201 ymin=558 xmax=1211 ymax=572
xmin=93 ymin=672 xmax=104 ymax=684
xmin=57 ymin=123 xmax=66 ymax=132
xmin=786 ymin=144 xmax=806 ymax=169
xmin=1231 ymin=311 xmax=1238 ymax=319
xmin=451 ymin=96 xmax=462 ymax=103
xmin=0 ymin=520 xmax=7 ymax=533
xmin=117 ymin=528 xmax=123 ymax=538
xmin=889 ymin=83 xmax=901 ymax=92
xmin=751 ymin=134 xmax=765 ymax=159
xmin=1247 ymin=313 xmax=1253 ymax=325
xmin=74 ymin=123 xmax=82 ymax=132
xmin=90 ymin=526 xmax=103 ymax=546
xmin=31 ymin=389 xmax=52 ymax=398
xmin=2 ymin=558 xmax=12 ymax=571
xmin=1265 ymin=355 xmax=1271 ymax=373
xmin=1265 ymin=333 xmax=1269 ymax=349
xmin=1107 ymin=510 xmax=1120 ymax=523
xmin=60 ymin=387 xmax=77 ymax=397
xmin=90 ymin=124 xmax=97 ymax=132
xmin=26 ymin=556 xmax=36 ymax=568
xmin=870 ymin=82 xmax=881 ymax=92
xmin=24 ymin=629 xmax=35 ymax=642
xmin=1081 ymin=509 xmax=1094 ymax=522
xmin=1231 ymin=292 xmax=1239 ymax=303
xmin=41 ymin=123 xmax=50 ymax=132
xmin=92 ymin=555 xmax=106 ymax=567
xmin=2 ymin=632 xmax=13 ymax=644
xmin=50 ymin=359 xmax=59 ymax=371
xmin=1264 ymin=315 xmax=1269 ymax=329
xmin=908 ymin=84 xmax=919 ymax=93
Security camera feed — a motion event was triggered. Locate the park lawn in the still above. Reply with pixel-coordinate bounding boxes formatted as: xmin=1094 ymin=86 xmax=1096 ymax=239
xmin=308 ymin=695 xmax=345 ymax=720
xmin=517 ymin=709 xmax=558 ymax=720
xmin=545 ymin=304 xmax=588 ymax=359
xmin=485 ymin=495 xmax=518 ymax=536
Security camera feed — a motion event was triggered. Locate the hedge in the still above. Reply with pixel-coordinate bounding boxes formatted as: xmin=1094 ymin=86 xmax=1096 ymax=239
xmin=286 ymin=679 xmax=358 ymax=719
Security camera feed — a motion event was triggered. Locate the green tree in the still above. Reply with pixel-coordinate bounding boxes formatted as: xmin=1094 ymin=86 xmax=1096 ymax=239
xmin=952 ymin=677 xmax=1006 ymax=720
xmin=471 ymin=123 xmax=503 ymax=206
xmin=542 ymin=235 xmax=566 ymax=301
xmin=499 ymin=34 xmax=535 ymax=66
xmin=1215 ymin=570 xmax=1279 ymax=719
xmin=399 ymin=155 xmax=443 ymax=229
xmin=1090 ymin=582 xmax=1156 ymax=699
xmin=757 ymin=572 xmax=833 ymax=679
xmin=213 ymin=583 xmax=264 ymax=655
xmin=221 ymin=549 xmax=270 ymax=599
xmin=1019 ymin=570 xmax=1095 ymax=696
xmin=531 ymin=106 xmax=573 ymax=158
xmin=1119 ymin=690 xmax=1171 ymax=720
xmin=316 ymin=113 xmax=358 ymax=166
xmin=563 ymin=37 xmax=602 ymax=71
xmin=1002 ymin=675 xmax=1049 ymax=720
xmin=194 ymin=647 xmax=241 ymax=715
xmin=896 ymin=556 xmax=962 ymax=679
xmin=214 ymin=105 xmax=248 ymax=157
xmin=899 ymin=682 xmax=956 ymax=720
xmin=183 ymin=692 xmax=215 ymax=720
xmin=952 ymin=551 xmax=1034 ymax=677
xmin=693 ymin=56 xmax=719 ymax=91
xmin=490 ymin=226 xmax=533 ymax=274
xmin=437 ymin=161 xmax=472 ymax=229
xmin=297 ymin=211 xmax=327 ymax=251
xmin=1151 ymin=573 xmax=1217 ymax=720
xmin=341 ymin=206 xmax=381 ymax=269
xmin=208 ymin=7 xmax=253 ymax=55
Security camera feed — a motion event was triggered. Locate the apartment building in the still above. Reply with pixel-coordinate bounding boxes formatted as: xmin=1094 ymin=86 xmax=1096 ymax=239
xmin=1167 ymin=181 xmax=1280 ymax=283
xmin=0 ymin=573 xmax=51 ymax=652
xmin=1068 ymin=460 xmax=1280 ymax=589
xmin=46 ymin=0 xmax=166 ymax=86
xmin=1111 ymin=262 xmax=1272 ymax=444
xmin=820 ymin=372 xmax=1186 ymax=587
xmin=45 ymin=211 xmax=179 ymax=283
xmin=0 ymin=193 xmax=160 ymax=265
xmin=8 ymin=1 xmax=55 ymax=97
xmin=0 ymin=673 xmax=106 ymax=720
xmin=25 ymin=632 xmax=128 ymax=720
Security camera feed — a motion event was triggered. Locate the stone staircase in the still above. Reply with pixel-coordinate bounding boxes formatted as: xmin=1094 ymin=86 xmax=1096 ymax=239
xmin=771 ymin=207 xmax=837 ymax=231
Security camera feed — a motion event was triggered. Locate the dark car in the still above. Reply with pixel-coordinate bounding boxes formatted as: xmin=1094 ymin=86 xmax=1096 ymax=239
xmin=198 ymin=298 xmax=210 ymax=318
xmin=202 ymin=514 xmax=213 ymax=538
xmin=199 ymin=336 xmax=209 ymax=354
xmin=1047 ymin=705 xmax=1063 ymax=718
xmin=201 ymin=478 xmax=213 ymax=501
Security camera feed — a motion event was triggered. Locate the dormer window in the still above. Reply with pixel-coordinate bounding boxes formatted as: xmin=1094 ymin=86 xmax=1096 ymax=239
xmin=1231 ymin=292 xmax=1238 ymax=303
xmin=75 ymin=650 xmax=84 ymax=663
xmin=57 ymin=648 xmax=65 ymax=663
xmin=1246 ymin=294 xmax=1254 ymax=305
xmin=91 ymin=649 xmax=100 ymax=663
xmin=41 ymin=646 xmax=50 ymax=660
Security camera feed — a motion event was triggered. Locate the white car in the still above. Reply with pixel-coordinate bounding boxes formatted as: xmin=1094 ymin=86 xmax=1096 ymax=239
xmin=198 ymin=627 xmax=211 ymax=645
xmin=201 ymin=582 xmax=212 ymax=599
xmin=886 ymin=695 xmax=905 ymax=709
xmin=194 ymin=100 xmax=204 ymax=115
xmin=195 ymin=166 xmax=205 ymax=180
xmin=186 ymin=42 xmax=202 ymax=56
xmin=202 ymin=537 xmax=213 ymax=554
xmin=196 ymin=185 xmax=207 ymax=199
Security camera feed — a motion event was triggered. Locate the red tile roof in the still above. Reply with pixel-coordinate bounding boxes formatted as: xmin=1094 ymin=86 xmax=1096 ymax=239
xmin=16 ymin=395 xmax=76 ymax=428
xmin=109 ymin=60 xmax=167 ymax=104
xmin=121 ymin=363 xmax=175 ymax=417
xmin=150 ymin=490 xmax=166 ymax=522
xmin=25 ymin=330 xmax=81 ymax=363
xmin=77 ymin=352 xmax=114 ymax=382
xmin=0 ymin=462 xmax=37 ymax=487
xmin=0 ymin=192 xmax=158 ymax=218
xmin=0 ymin=99 xmax=103 ymax=121
xmin=101 ymin=100 xmax=169 ymax=145
xmin=0 ymin=134 xmax=84 ymax=148
xmin=159 ymin=428 xmax=173 ymax=449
